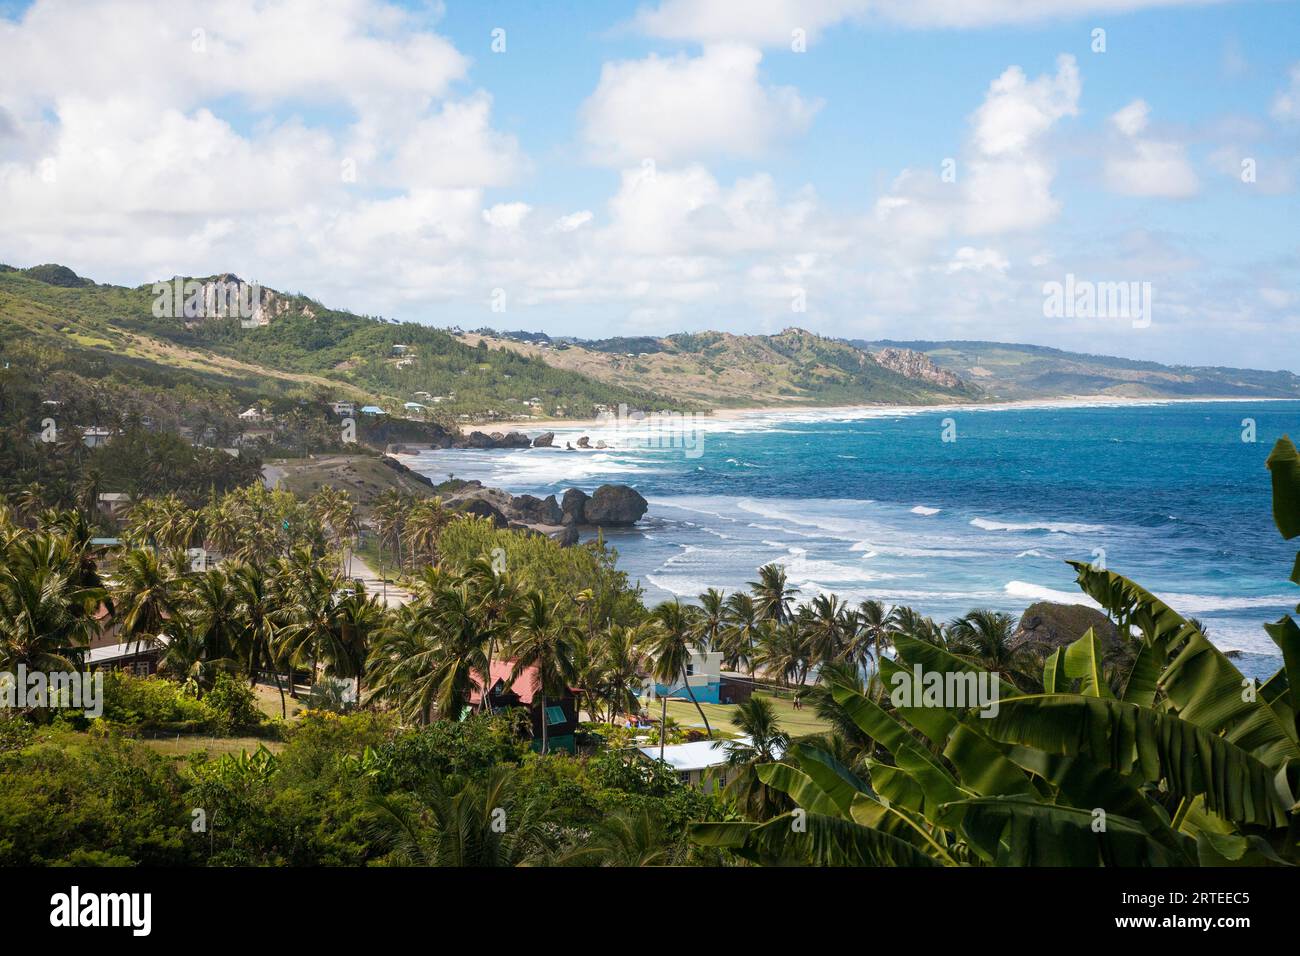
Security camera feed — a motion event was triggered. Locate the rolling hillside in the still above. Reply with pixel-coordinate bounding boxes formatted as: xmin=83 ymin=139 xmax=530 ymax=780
xmin=0 ymin=264 xmax=672 ymax=421
xmin=460 ymin=328 xmax=979 ymax=407
xmin=856 ymin=340 xmax=1300 ymax=401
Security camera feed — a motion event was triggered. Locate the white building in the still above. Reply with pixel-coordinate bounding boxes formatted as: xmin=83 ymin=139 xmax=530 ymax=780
xmin=637 ymin=738 xmax=744 ymax=791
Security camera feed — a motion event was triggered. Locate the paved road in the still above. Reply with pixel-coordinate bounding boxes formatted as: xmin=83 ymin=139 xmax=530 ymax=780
xmin=346 ymin=550 xmax=411 ymax=607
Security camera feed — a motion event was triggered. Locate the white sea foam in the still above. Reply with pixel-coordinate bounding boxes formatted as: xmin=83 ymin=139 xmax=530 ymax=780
xmin=972 ymin=517 xmax=1105 ymax=534
xmin=911 ymin=505 xmax=941 ymax=516
xmin=1004 ymin=580 xmax=1102 ymax=608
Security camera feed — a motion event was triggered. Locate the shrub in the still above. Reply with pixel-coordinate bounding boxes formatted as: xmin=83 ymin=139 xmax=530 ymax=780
xmin=202 ymin=674 xmax=264 ymax=734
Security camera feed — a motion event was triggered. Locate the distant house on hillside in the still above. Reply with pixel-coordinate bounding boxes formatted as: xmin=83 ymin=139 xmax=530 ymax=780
xmin=96 ymin=492 xmax=131 ymax=520
xmin=468 ymin=660 xmax=580 ymax=754
xmin=330 ymin=401 xmax=356 ymax=417
xmin=238 ymin=406 xmax=266 ymax=422
xmin=81 ymin=426 xmax=114 ymax=448
xmin=359 ymin=405 xmax=385 ymax=416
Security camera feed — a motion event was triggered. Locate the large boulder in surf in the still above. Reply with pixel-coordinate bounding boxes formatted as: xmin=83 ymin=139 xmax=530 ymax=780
xmin=549 ymin=522 xmax=579 ymax=546
xmin=456 ymin=498 xmax=509 ymax=527
xmin=583 ymin=484 xmax=648 ymax=527
xmin=532 ymin=431 xmax=555 ymax=448
xmin=575 ymin=435 xmax=591 ymax=448
xmin=1011 ymin=602 xmax=1122 ymax=653
xmin=498 ymin=430 xmax=532 ymax=448
xmin=561 ymin=488 xmax=588 ymax=524
xmin=510 ymin=493 xmax=563 ymax=525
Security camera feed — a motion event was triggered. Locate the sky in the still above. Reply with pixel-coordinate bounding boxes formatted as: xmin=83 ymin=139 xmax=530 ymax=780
xmin=0 ymin=0 xmax=1297 ymax=369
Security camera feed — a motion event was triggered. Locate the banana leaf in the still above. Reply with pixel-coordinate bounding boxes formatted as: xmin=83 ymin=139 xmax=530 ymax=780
xmin=1072 ymin=561 xmax=1300 ymax=765
xmin=938 ymin=796 xmax=1187 ymax=867
xmin=1266 ymin=436 xmax=1300 ymax=540
xmin=984 ymin=694 xmax=1291 ymax=827
xmin=1063 ymin=628 xmax=1114 ymax=698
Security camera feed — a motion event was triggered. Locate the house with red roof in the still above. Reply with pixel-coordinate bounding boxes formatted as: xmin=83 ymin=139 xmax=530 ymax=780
xmin=468 ymin=660 xmax=580 ymax=754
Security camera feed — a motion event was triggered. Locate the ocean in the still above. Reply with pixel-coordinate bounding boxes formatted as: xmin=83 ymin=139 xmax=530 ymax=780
xmin=407 ymin=400 xmax=1300 ymax=679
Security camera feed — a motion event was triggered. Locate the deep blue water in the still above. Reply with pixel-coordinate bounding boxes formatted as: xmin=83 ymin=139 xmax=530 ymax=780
xmin=410 ymin=400 xmax=1300 ymax=679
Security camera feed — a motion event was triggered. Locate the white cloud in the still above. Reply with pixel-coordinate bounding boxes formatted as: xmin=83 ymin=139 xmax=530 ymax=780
xmin=946 ymin=246 xmax=1011 ymax=273
xmin=580 ymin=44 xmax=819 ymax=165
xmin=483 ymin=202 xmax=532 ymax=231
xmin=875 ymin=55 xmax=1080 ymax=239
xmin=631 ymin=0 xmax=1235 ymax=43
xmin=1272 ymin=63 xmax=1300 ymax=123
xmin=1104 ymin=99 xmax=1199 ymax=197
xmin=388 ymin=93 xmax=526 ymax=189
xmin=551 ymin=211 xmax=594 ymax=232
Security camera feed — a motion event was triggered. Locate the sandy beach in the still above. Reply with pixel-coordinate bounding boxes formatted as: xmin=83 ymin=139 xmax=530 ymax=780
xmin=480 ymin=394 xmax=1277 ymax=436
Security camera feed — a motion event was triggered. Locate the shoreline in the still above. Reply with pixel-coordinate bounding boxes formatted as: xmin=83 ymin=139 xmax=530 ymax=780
xmin=478 ymin=394 xmax=1288 ymax=436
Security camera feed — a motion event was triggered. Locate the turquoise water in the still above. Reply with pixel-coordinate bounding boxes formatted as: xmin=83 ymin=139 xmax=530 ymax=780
xmin=411 ymin=400 xmax=1300 ymax=679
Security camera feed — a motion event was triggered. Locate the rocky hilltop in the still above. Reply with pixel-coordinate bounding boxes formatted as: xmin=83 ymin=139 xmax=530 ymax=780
xmin=872 ymin=346 xmax=966 ymax=390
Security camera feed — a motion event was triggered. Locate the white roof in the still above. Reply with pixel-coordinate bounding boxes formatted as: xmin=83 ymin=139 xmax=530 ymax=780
xmin=638 ymin=736 xmax=752 ymax=772
xmin=85 ymin=635 xmax=170 ymax=665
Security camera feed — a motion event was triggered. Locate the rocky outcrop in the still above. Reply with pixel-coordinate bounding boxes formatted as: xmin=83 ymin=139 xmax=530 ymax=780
xmin=872 ymin=347 xmax=966 ymax=390
xmin=532 ymin=431 xmax=555 ymax=448
xmin=550 ymin=522 xmax=579 ymax=546
xmin=1011 ymin=602 xmax=1122 ymax=653
xmin=456 ymin=498 xmax=509 ymax=528
xmin=582 ymin=484 xmax=648 ymax=526
xmin=575 ymin=435 xmax=591 ymax=449
xmin=561 ymin=488 xmax=589 ymax=524
xmin=510 ymin=493 xmax=563 ymax=525
xmin=453 ymin=430 xmax=532 ymax=449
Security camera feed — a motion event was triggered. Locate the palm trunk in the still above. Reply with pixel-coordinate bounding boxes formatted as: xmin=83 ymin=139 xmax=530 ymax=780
xmin=681 ymin=667 xmax=713 ymax=738
xmin=539 ymin=692 xmax=549 ymax=754
xmin=659 ymin=691 xmax=667 ymax=760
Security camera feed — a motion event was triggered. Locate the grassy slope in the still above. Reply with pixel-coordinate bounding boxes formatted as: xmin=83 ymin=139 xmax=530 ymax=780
xmin=862 ymin=339 xmax=1300 ymax=400
xmin=461 ymin=328 xmax=977 ymax=407
xmin=0 ymin=268 xmax=678 ymax=420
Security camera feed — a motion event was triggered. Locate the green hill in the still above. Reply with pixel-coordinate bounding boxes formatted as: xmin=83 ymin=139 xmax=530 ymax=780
xmin=465 ymin=327 xmax=979 ymax=407
xmin=857 ymin=339 xmax=1300 ymax=401
xmin=0 ymin=265 xmax=677 ymax=421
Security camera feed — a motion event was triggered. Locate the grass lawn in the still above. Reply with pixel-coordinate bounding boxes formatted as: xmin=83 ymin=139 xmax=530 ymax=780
xmin=252 ymin=682 xmax=306 ymax=720
xmin=140 ymin=736 xmax=285 ymax=757
xmin=644 ymin=691 xmax=831 ymax=738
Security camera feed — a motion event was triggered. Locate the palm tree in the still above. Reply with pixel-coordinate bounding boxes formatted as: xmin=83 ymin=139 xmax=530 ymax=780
xmin=366 ymin=766 xmax=558 ymax=866
xmin=711 ymin=696 xmax=791 ymax=820
xmin=507 ymin=591 xmax=579 ymax=754
xmin=368 ymin=572 xmax=493 ymax=724
xmin=805 ymin=592 xmax=849 ymax=666
xmin=597 ymin=621 xmax=651 ymax=723
xmin=947 ymin=608 xmax=1039 ymax=690
xmin=0 ymin=537 xmax=103 ymax=676
xmin=694 ymin=587 xmax=727 ymax=651
xmin=850 ymin=599 xmax=891 ymax=684
xmin=557 ymin=809 xmax=682 ymax=866
xmin=229 ymin=561 xmax=288 ymax=716
xmin=721 ymin=592 xmax=761 ymax=676
xmin=749 ymin=563 xmax=797 ymax=624
xmin=754 ymin=619 xmax=812 ymax=688
xmin=182 ymin=568 xmax=241 ymax=666
xmin=649 ymin=598 xmax=712 ymax=741
xmin=112 ymin=548 xmax=178 ymax=656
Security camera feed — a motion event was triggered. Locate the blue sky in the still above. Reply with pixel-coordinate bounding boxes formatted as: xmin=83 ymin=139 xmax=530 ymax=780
xmin=0 ymin=0 xmax=1297 ymax=368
